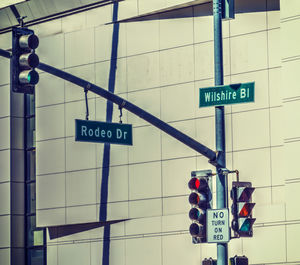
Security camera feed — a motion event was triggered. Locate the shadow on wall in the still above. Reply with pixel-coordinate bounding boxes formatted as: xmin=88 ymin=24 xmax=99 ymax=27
xmin=123 ymin=0 xmax=280 ymax=22
xmin=99 ymin=1 xmax=119 ymax=223
xmin=47 ymin=219 xmax=125 ymax=240
xmin=100 ymin=2 xmax=120 ymax=265
xmin=47 ymin=4 xmax=121 ymax=265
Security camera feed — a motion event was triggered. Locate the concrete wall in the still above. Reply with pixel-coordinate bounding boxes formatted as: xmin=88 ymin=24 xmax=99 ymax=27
xmin=0 ymin=24 xmax=11 ymax=262
xmin=2 ymin=0 xmax=300 ymax=264
xmin=281 ymin=0 xmax=300 ymax=263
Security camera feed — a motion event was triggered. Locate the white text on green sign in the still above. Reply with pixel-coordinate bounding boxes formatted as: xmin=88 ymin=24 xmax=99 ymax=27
xmin=199 ymin=82 xmax=255 ymax=107
xmin=75 ymin=119 xmax=132 ymax=145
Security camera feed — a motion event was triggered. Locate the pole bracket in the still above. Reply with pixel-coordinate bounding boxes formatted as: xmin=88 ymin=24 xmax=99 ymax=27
xmin=208 ymin=151 xmax=219 ymax=166
xmin=217 ymin=168 xmax=240 ymax=182
xmin=118 ymin=100 xmax=126 ymax=123
xmin=84 ymin=84 xmax=91 ymax=120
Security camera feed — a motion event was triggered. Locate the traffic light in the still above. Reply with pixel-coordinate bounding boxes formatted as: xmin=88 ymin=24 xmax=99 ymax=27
xmin=11 ymin=27 xmax=39 ymax=94
xmin=202 ymin=258 xmax=217 ymax=265
xmin=222 ymin=0 xmax=235 ymax=20
xmin=188 ymin=170 xmax=212 ymax=243
xmin=231 ymin=181 xmax=255 ymax=237
xmin=229 ymin=255 xmax=248 ymax=265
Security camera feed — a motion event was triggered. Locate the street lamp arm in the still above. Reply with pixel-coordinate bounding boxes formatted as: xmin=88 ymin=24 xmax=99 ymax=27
xmin=0 ymin=47 xmax=217 ymax=162
xmin=37 ymin=62 xmax=217 ymax=162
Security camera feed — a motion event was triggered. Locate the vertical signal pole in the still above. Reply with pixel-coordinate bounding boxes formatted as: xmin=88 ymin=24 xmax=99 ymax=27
xmin=213 ymin=0 xmax=228 ymax=265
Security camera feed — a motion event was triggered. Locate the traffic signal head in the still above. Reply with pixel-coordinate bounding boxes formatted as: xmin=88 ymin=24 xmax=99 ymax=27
xmin=229 ymin=255 xmax=248 ymax=265
xmin=231 ymin=181 xmax=255 ymax=237
xmin=188 ymin=170 xmax=212 ymax=244
xmin=11 ymin=27 xmax=39 ymax=94
xmin=188 ymin=177 xmax=208 ymax=191
xmin=202 ymin=258 xmax=217 ymax=265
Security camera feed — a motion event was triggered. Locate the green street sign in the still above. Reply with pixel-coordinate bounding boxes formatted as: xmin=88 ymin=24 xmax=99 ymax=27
xmin=75 ymin=119 xmax=132 ymax=145
xmin=199 ymin=82 xmax=255 ymax=108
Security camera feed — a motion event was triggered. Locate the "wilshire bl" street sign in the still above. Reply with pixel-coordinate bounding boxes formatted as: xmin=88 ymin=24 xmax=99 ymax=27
xmin=75 ymin=119 xmax=132 ymax=145
xmin=199 ymin=82 xmax=255 ymax=108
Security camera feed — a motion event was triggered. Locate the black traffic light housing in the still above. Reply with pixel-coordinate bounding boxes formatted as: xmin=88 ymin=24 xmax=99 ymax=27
xmin=188 ymin=170 xmax=212 ymax=244
xmin=231 ymin=181 xmax=255 ymax=237
xmin=229 ymin=255 xmax=248 ymax=265
xmin=202 ymin=258 xmax=217 ymax=265
xmin=11 ymin=27 xmax=39 ymax=94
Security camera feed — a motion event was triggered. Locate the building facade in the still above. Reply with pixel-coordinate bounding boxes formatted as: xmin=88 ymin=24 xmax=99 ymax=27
xmin=0 ymin=0 xmax=299 ymax=264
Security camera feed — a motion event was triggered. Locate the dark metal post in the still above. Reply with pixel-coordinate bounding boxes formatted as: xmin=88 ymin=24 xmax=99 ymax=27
xmin=0 ymin=47 xmax=217 ymax=161
xmin=213 ymin=0 xmax=228 ymax=265
xmin=34 ymin=62 xmax=217 ymax=162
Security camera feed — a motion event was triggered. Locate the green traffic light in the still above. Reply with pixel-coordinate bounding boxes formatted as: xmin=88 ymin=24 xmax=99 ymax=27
xmin=19 ymin=69 xmax=39 ymax=85
xmin=238 ymin=218 xmax=256 ymax=234
xmin=240 ymin=219 xmax=251 ymax=232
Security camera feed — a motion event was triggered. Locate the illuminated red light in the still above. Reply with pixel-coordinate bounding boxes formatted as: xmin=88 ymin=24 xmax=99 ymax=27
xmin=188 ymin=177 xmax=208 ymax=191
xmin=188 ymin=178 xmax=200 ymax=190
xmin=239 ymin=205 xmax=250 ymax=217
xmin=238 ymin=203 xmax=255 ymax=217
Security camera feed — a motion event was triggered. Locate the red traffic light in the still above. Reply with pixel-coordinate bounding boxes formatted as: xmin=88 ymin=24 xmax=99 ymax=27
xmin=188 ymin=177 xmax=208 ymax=191
xmin=238 ymin=202 xmax=255 ymax=217
xmin=188 ymin=170 xmax=212 ymax=243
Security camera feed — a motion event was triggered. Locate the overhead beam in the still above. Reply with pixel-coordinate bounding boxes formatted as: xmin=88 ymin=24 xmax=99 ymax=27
xmin=0 ymin=48 xmax=217 ymax=163
xmin=38 ymin=62 xmax=217 ymax=162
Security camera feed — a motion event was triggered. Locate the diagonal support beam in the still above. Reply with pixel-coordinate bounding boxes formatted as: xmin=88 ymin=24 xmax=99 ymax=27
xmin=0 ymin=48 xmax=217 ymax=162
xmin=38 ymin=62 xmax=217 ymax=161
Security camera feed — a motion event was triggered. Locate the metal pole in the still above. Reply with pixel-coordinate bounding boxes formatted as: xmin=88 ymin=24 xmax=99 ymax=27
xmin=0 ymin=47 xmax=217 ymax=162
xmin=213 ymin=0 xmax=228 ymax=265
xmin=35 ymin=62 xmax=217 ymax=162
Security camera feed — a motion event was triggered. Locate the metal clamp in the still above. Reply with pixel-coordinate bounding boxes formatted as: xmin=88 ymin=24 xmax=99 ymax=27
xmin=118 ymin=100 xmax=126 ymax=124
xmin=217 ymin=168 xmax=240 ymax=182
xmin=84 ymin=84 xmax=91 ymax=120
xmin=208 ymin=151 xmax=219 ymax=166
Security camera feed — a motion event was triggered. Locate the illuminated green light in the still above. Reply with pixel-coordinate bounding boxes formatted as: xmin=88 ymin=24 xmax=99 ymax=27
xmin=19 ymin=70 xmax=39 ymax=85
xmin=240 ymin=219 xmax=251 ymax=232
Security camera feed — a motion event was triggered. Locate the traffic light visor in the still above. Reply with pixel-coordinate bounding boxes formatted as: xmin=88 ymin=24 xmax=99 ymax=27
xmin=188 ymin=177 xmax=208 ymax=191
xmin=19 ymin=53 xmax=39 ymax=68
xmin=189 ymin=177 xmax=200 ymax=190
xmin=189 ymin=223 xmax=205 ymax=237
xmin=189 ymin=208 xmax=205 ymax=223
xmin=189 ymin=192 xmax=207 ymax=207
xmin=238 ymin=202 xmax=255 ymax=217
xmin=239 ymin=218 xmax=256 ymax=232
xmin=19 ymin=70 xmax=39 ymax=85
xmin=19 ymin=34 xmax=39 ymax=50
xmin=237 ymin=187 xmax=255 ymax=202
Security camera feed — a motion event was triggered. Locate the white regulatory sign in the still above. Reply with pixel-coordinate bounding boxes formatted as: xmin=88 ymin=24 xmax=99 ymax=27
xmin=206 ymin=208 xmax=230 ymax=243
